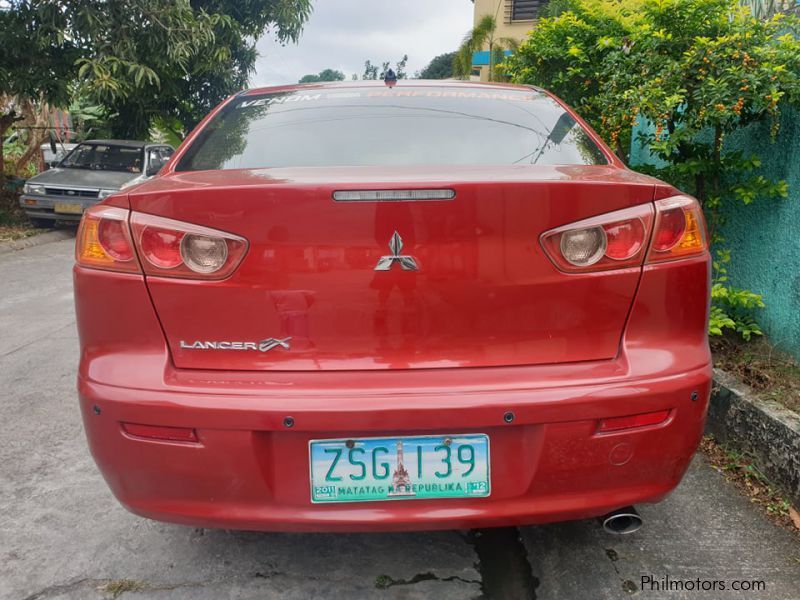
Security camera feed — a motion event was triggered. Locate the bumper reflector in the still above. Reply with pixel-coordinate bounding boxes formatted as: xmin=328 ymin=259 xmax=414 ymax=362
xmin=598 ymin=410 xmax=671 ymax=433
xmin=121 ymin=422 xmax=198 ymax=442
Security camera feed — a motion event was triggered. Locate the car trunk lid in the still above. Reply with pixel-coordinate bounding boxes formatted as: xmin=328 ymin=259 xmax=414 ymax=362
xmin=130 ymin=165 xmax=656 ymax=371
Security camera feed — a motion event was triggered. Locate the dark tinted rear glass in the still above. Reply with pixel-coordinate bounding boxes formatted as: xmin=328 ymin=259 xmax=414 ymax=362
xmin=176 ymin=87 xmax=608 ymax=171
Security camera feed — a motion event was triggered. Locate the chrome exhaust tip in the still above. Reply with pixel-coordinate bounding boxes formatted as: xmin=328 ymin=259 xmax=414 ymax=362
xmin=601 ymin=506 xmax=642 ymax=535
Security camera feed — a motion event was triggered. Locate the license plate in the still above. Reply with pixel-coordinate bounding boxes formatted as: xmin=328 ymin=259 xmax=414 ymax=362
xmin=309 ymin=434 xmax=490 ymax=503
xmin=53 ymin=202 xmax=84 ymax=214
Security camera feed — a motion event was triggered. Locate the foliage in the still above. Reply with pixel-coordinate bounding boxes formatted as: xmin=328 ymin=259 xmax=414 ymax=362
xmin=360 ymin=56 xmax=409 ymax=80
xmin=418 ymin=52 xmax=457 ymax=79
xmin=542 ymin=0 xmax=577 ymax=16
xmin=299 ymin=69 xmax=346 ymax=84
xmin=0 ymin=0 xmax=313 ymax=149
xmin=69 ymin=96 xmax=113 ymax=141
xmin=505 ymin=0 xmax=800 ymax=339
xmin=1 ymin=136 xmax=37 ymax=179
xmin=7 ymin=98 xmax=53 ymax=176
xmin=455 ymin=14 xmax=519 ymax=81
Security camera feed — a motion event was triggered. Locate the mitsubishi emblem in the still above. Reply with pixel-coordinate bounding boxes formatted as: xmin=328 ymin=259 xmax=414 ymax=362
xmin=374 ymin=231 xmax=419 ymax=271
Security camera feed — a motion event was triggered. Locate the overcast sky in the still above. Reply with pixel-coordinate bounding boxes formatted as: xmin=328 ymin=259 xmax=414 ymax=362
xmin=253 ymin=0 xmax=474 ymax=86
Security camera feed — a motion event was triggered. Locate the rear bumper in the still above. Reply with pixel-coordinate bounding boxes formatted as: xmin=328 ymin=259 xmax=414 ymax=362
xmin=75 ymin=249 xmax=712 ymax=532
xmin=20 ymin=195 xmax=93 ymax=221
xmin=78 ymin=361 xmax=711 ymax=532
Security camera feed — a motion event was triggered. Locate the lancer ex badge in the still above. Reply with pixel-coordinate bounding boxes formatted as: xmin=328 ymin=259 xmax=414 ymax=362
xmin=374 ymin=231 xmax=419 ymax=271
xmin=180 ymin=338 xmax=291 ymax=352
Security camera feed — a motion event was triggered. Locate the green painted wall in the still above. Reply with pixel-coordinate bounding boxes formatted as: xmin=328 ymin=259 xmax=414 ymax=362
xmin=631 ymin=108 xmax=800 ymax=358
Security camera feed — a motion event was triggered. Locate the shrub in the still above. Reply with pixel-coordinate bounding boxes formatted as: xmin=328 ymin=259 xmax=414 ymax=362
xmin=504 ymin=0 xmax=800 ymax=338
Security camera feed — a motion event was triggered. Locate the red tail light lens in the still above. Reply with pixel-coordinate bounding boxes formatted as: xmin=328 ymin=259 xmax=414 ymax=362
xmin=76 ymin=206 xmax=139 ymax=273
xmin=131 ymin=212 xmax=248 ymax=279
xmin=139 ymin=226 xmax=183 ymax=269
xmin=605 ymin=218 xmax=646 ymax=260
xmin=652 ymin=206 xmax=686 ymax=251
xmin=97 ymin=219 xmax=134 ymax=261
xmin=541 ymin=204 xmax=654 ymax=273
xmin=647 ymin=196 xmax=708 ymax=262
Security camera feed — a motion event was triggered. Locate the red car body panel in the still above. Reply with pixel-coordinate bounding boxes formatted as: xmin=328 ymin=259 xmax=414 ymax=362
xmin=74 ymin=81 xmax=712 ymax=531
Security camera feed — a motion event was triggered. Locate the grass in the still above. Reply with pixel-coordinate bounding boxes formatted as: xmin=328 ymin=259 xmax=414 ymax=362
xmin=700 ymin=435 xmax=798 ymax=535
xmin=711 ymin=333 xmax=800 ymax=414
xmin=100 ymin=579 xmax=145 ymax=598
xmin=0 ymin=225 xmax=39 ymax=242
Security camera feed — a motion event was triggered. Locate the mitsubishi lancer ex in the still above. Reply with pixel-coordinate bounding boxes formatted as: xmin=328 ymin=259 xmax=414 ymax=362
xmin=73 ymin=80 xmax=711 ymax=532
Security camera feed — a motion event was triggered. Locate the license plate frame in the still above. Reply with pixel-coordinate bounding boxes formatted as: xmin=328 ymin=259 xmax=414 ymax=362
xmin=53 ymin=202 xmax=84 ymax=215
xmin=309 ymin=433 xmax=491 ymax=504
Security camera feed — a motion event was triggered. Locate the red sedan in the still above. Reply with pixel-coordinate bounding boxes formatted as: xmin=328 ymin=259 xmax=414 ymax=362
xmin=74 ymin=81 xmax=711 ymax=532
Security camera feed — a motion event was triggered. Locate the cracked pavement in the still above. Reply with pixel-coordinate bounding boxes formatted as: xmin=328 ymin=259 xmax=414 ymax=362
xmin=1 ymin=237 xmax=799 ymax=600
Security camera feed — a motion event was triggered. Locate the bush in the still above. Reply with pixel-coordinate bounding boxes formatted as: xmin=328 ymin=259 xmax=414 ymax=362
xmin=504 ymin=0 xmax=800 ymax=338
xmin=0 ymin=187 xmax=27 ymax=227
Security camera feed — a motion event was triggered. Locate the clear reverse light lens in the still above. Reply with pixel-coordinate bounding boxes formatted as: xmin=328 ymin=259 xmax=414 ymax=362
xmin=560 ymin=227 xmax=607 ymax=266
xmin=180 ymin=234 xmax=229 ymax=273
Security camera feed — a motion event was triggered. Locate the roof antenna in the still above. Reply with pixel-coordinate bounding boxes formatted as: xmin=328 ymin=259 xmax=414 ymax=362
xmin=383 ymin=68 xmax=398 ymax=88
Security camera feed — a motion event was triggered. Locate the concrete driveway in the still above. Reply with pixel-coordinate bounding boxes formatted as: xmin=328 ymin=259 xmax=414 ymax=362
xmin=1 ymin=237 xmax=798 ymax=600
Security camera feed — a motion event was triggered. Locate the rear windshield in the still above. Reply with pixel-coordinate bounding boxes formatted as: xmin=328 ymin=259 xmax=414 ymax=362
xmin=176 ymin=87 xmax=608 ymax=171
xmin=61 ymin=143 xmax=144 ymax=173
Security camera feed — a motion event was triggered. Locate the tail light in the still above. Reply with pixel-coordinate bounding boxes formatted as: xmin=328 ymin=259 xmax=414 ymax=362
xmin=75 ymin=206 xmax=139 ymax=273
xmin=130 ymin=212 xmax=248 ymax=279
xmin=76 ymin=207 xmax=248 ymax=279
xmin=541 ymin=203 xmax=654 ymax=273
xmin=541 ymin=195 xmax=707 ymax=273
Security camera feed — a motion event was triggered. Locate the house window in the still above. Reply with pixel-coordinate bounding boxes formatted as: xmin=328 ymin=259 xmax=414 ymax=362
xmin=511 ymin=0 xmax=543 ymax=21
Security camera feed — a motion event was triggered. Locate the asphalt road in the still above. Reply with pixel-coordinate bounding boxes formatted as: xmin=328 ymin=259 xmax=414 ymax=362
xmin=1 ymin=235 xmax=798 ymax=600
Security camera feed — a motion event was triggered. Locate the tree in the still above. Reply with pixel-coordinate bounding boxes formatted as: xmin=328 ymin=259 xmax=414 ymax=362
xmin=298 ymin=69 xmax=346 ymax=84
xmin=418 ymin=52 xmax=457 ymax=79
xmin=454 ymin=14 xmax=519 ymax=81
xmin=504 ymin=0 xmax=800 ymax=338
xmin=0 ymin=3 xmax=77 ymax=176
xmin=0 ymin=0 xmax=313 ymax=168
xmin=9 ymin=99 xmax=57 ymax=176
xmin=361 ymin=55 xmax=408 ymax=80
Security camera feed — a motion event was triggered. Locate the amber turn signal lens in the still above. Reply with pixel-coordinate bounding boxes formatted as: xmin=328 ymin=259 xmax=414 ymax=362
xmin=76 ymin=206 xmax=140 ymax=273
